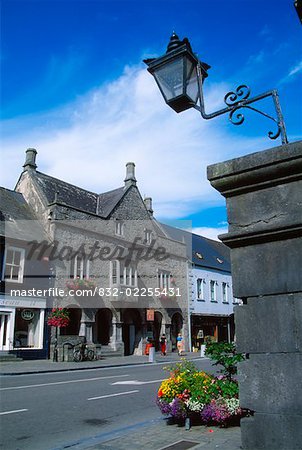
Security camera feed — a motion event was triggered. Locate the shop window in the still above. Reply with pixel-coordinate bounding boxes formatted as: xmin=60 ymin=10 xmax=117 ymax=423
xmin=13 ymin=308 xmax=42 ymax=348
xmin=197 ymin=278 xmax=205 ymax=301
xmin=70 ymin=254 xmax=89 ymax=279
xmin=2 ymin=247 xmax=25 ymax=283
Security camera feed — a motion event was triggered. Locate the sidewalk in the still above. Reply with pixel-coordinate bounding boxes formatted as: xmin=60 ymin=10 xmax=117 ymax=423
xmin=58 ymin=418 xmax=242 ymax=450
xmin=0 ymin=352 xmax=204 ymax=375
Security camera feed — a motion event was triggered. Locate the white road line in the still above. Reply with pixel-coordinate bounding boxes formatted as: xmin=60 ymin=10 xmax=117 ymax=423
xmin=0 ymin=409 xmax=28 ymax=416
xmin=88 ymin=390 xmax=139 ymax=400
xmin=111 ymin=379 xmax=164 ymax=385
xmin=0 ymin=374 xmax=129 ymax=391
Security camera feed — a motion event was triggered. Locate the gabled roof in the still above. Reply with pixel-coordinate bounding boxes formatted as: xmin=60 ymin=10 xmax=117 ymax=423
xmin=160 ymin=223 xmax=231 ymax=273
xmin=33 ymin=171 xmax=125 ymax=218
xmin=0 ymin=187 xmax=47 ymax=241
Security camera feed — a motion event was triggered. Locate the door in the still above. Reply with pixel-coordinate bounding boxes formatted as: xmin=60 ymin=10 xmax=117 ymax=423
xmin=0 ymin=313 xmax=11 ymax=351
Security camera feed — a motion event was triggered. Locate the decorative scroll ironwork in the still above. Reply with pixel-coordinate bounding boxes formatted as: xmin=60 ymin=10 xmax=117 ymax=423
xmin=195 ymin=62 xmax=288 ymax=145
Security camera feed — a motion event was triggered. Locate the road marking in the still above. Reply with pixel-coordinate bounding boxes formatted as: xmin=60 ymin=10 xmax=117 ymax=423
xmin=88 ymin=390 xmax=139 ymax=400
xmin=111 ymin=379 xmax=164 ymax=385
xmin=0 ymin=374 xmax=129 ymax=391
xmin=0 ymin=409 xmax=28 ymax=416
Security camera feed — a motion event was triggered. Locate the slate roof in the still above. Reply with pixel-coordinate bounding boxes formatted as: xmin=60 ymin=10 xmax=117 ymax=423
xmin=160 ymin=223 xmax=231 ymax=273
xmin=0 ymin=187 xmax=47 ymax=241
xmin=34 ymin=171 xmax=125 ymax=217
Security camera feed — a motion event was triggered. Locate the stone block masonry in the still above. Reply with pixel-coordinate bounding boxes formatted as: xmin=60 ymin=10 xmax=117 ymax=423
xmin=207 ymin=141 xmax=302 ymax=450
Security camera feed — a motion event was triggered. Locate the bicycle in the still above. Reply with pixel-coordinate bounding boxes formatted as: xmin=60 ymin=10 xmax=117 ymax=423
xmin=73 ymin=343 xmax=95 ymax=362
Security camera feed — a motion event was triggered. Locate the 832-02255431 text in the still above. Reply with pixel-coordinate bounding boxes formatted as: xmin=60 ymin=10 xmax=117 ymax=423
xmin=96 ymin=287 xmax=181 ymax=297
xmin=9 ymin=287 xmax=181 ymax=298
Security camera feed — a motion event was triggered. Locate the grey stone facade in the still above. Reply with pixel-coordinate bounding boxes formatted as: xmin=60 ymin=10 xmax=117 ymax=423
xmin=15 ymin=149 xmax=189 ymax=358
xmin=207 ymin=141 xmax=302 ymax=450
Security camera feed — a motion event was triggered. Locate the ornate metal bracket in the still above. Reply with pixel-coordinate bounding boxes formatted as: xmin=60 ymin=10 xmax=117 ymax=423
xmin=195 ymin=63 xmax=288 ymax=145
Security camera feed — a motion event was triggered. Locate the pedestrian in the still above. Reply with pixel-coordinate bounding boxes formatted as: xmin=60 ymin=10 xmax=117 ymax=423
xmin=176 ymin=332 xmax=183 ymax=356
xmin=160 ymin=333 xmax=167 ymax=356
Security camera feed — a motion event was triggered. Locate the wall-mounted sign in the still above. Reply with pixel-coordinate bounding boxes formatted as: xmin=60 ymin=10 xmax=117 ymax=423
xmin=146 ymin=309 xmax=154 ymax=321
xmin=21 ymin=309 xmax=35 ymax=321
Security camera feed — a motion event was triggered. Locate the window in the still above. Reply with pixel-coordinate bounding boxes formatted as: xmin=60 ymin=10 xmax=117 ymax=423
xmin=222 ymin=282 xmax=228 ymax=303
xmin=210 ymin=280 xmax=217 ymax=302
xmin=197 ymin=278 xmax=205 ymax=300
xmin=110 ymin=260 xmax=137 ymax=287
xmin=158 ymin=270 xmax=171 ymax=289
xmin=70 ymin=255 xmax=89 ymax=279
xmin=2 ymin=247 xmax=25 ymax=283
xmin=144 ymin=229 xmax=153 ymax=245
xmin=115 ymin=220 xmax=124 ymax=236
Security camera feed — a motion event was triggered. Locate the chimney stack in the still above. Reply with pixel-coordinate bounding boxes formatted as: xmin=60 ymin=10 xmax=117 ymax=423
xmin=124 ymin=162 xmax=137 ymax=188
xmin=144 ymin=197 xmax=153 ymax=216
xmin=23 ymin=148 xmax=37 ymax=170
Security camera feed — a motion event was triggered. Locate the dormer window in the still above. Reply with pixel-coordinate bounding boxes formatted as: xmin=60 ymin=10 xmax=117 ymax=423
xmin=115 ymin=220 xmax=124 ymax=236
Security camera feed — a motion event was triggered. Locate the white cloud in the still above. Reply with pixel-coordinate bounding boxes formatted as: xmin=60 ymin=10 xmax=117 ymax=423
xmin=191 ymin=226 xmax=228 ymax=242
xmin=2 ymin=64 xmax=267 ymax=221
xmin=278 ymin=60 xmax=302 ymax=85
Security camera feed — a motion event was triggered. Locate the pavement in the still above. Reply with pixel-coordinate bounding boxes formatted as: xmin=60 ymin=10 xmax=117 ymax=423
xmin=0 ymin=352 xmax=243 ymax=450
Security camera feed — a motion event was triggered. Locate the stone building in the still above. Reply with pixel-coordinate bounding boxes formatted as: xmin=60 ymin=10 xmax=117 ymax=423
xmin=162 ymin=224 xmax=239 ymax=350
xmin=0 ymin=187 xmax=50 ymax=360
xmin=15 ymin=149 xmax=189 ymax=358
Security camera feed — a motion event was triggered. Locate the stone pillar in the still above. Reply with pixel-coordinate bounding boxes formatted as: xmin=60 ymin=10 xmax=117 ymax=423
xmin=207 ymin=141 xmax=302 ymax=450
xmin=79 ymin=309 xmax=95 ymax=343
xmin=110 ymin=312 xmax=124 ymax=354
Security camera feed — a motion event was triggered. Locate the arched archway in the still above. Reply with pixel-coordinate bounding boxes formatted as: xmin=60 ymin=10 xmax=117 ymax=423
xmin=94 ymin=308 xmax=112 ymax=345
xmin=122 ymin=309 xmax=142 ymax=356
xmin=171 ymin=312 xmax=183 ymax=352
xmin=60 ymin=307 xmax=81 ymax=336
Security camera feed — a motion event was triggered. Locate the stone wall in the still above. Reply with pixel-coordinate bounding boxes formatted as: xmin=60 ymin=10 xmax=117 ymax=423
xmin=207 ymin=141 xmax=302 ymax=450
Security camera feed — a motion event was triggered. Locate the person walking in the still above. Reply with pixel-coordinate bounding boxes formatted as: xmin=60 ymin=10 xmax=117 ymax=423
xmin=176 ymin=332 xmax=183 ymax=356
xmin=160 ymin=333 xmax=167 ymax=356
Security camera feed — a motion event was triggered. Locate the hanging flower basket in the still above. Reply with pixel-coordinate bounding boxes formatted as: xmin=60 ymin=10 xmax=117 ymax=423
xmin=47 ymin=308 xmax=70 ymax=328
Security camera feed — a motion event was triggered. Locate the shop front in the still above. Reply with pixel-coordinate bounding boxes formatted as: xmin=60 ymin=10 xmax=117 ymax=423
xmin=0 ymin=295 xmax=47 ymax=359
xmin=191 ymin=314 xmax=234 ymax=350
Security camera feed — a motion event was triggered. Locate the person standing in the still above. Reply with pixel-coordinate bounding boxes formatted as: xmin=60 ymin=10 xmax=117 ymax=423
xmin=160 ymin=333 xmax=167 ymax=356
xmin=176 ymin=332 xmax=183 ymax=356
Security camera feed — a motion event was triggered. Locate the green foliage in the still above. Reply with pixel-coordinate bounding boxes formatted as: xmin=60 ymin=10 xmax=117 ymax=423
xmin=205 ymin=342 xmax=245 ymax=379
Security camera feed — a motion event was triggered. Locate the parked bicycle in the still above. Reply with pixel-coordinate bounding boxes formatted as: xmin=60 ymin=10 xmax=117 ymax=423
xmin=73 ymin=342 xmax=95 ymax=362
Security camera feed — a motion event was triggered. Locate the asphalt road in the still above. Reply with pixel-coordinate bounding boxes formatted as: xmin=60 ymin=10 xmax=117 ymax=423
xmin=0 ymin=359 xmax=216 ymax=450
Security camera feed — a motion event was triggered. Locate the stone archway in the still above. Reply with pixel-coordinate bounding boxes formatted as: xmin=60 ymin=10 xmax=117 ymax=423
xmin=94 ymin=308 xmax=112 ymax=345
xmin=122 ymin=309 xmax=142 ymax=356
xmin=60 ymin=306 xmax=81 ymax=336
xmin=171 ymin=312 xmax=183 ymax=352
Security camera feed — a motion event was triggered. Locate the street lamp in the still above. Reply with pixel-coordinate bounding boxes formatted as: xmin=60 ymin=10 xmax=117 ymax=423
xmin=144 ymin=32 xmax=288 ymax=145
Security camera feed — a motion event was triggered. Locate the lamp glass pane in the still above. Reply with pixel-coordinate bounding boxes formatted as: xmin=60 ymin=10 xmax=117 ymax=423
xmin=185 ymin=59 xmax=199 ymax=104
xmin=153 ymin=56 xmax=184 ymax=101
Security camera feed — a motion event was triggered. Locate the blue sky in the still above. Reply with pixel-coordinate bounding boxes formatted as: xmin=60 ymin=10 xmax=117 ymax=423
xmin=1 ymin=0 xmax=302 ymax=240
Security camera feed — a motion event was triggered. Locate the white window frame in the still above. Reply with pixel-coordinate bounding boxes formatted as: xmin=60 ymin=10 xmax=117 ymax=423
xmin=210 ymin=280 xmax=217 ymax=302
xmin=115 ymin=220 xmax=124 ymax=237
xmin=110 ymin=260 xmax=137 ymax=287
xmin=222 ymin=282 xmax=229 ymax=303
xmin=196 ymin=278 xmax=205 ymax=301
xmin=158 ymin=270 xmax=171 ymax=290
xmin=2 ymin=247 xmax=25 ymax=283
xmin=70 ymin=254 xmax=89 ymax=279
xmin=144 ymin=229 xmax=153 ymax=245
